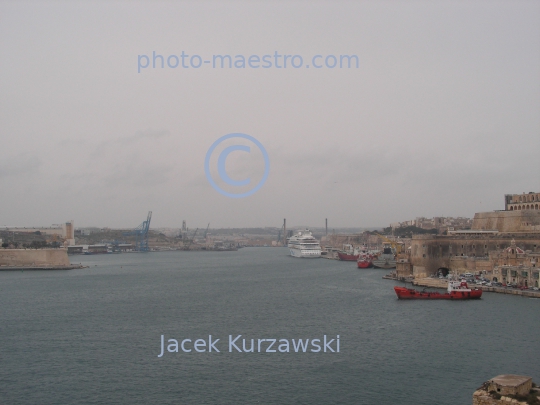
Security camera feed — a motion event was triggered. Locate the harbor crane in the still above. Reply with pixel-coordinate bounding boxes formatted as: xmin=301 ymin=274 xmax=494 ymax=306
xmin=183 ymin=228 xmax=198 ymax=250
xmin=123 ymin=211 xmax=152 ymax=252
xmin=278 ymin=218 xmax=287 ymax=245
xmin=204 ymin=223 xmax=210 ymax=239
xmin=375 ymin=232 xmax=404 ymax=254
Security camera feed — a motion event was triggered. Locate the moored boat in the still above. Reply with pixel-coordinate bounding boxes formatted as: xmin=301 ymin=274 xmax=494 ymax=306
xmin=357 ymin=253 xmax=373 ymax=268
xmin=372 ymin=243 xmax=396 ymax=269
xmin=337 ymin=244 xmax=359 ymax=261
xmin=394 ymin=280 xmax=482 ymax=300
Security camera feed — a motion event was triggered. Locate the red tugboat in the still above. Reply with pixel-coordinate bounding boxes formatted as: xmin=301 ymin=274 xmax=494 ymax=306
xmin=357 ymin=253 xmax=373 ymax=268
xmin=394 ymin=280 xmax=482 ymax=300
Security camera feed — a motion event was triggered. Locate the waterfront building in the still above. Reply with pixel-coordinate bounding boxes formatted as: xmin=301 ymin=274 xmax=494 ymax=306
xmin=490 ymin=265 xmax=539 ymax=287
xmin=1 ymin=220 xmax=75 ymax=246
xmin=410 ymin=234 xmax=540 ymax=278
xmin=409 ymin=192 xmax=540 ymax=278
xmin=395 ymin=252 xmax=413 ymax=278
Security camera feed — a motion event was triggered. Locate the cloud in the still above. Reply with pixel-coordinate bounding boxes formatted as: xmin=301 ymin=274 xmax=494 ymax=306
xmin=103 ymin=160 xmax=173 ymax=188
xmin=126 ymin=129 xmax=171 ymax=142
xmin=89 ymin=129 xmax=171 ymax=159
xmin=0 ymin=155 xmax=42 ymax=179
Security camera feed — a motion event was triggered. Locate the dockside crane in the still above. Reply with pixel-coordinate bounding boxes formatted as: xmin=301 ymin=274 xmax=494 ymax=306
xmin=184 ymin=228 xmax=198 ymax=250
xmin=204 ymin=223 xmax=210 ymax=239
xmin=123 ymin=211 xmax=152 ymax=252
xmin=375 ymin=232 xmax=404 ymax=254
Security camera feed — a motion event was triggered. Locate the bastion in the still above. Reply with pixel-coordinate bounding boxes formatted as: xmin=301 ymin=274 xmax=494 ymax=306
xmin=473 ymin=210 xmax=540 ymax=232
xmin=0 ymin=249 xmax=71 ymax=268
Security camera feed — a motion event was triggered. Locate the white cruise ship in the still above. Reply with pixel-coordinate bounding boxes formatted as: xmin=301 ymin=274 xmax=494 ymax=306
xmin=287 ymin=229 xmax=321 ymax=258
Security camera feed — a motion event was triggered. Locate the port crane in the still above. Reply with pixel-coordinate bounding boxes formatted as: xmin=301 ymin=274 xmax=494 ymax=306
xmin=123 ymin=211 xmax=152 ymax=252
xmin=204 ymin=223 xmax=210 ymax=239
xmin=183 ymin=228 xmax=198 ymax=250
xmin=375 ymin=232 xmax=404 ymax=254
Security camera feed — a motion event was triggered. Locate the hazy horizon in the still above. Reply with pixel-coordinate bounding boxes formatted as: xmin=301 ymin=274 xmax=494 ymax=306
xmin=1 ymin=1 xmax=539 ymax=229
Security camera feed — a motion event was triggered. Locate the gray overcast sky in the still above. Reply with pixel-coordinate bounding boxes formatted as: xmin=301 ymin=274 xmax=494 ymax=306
xmin=1 ymin=1 xmax=539 ymax=229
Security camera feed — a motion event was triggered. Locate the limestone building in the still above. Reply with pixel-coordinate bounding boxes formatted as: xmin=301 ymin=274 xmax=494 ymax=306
xmin=409 ymin=192 xmax=540 ymax=278
xmin=505 ymin=191 xmax=540 ymax=211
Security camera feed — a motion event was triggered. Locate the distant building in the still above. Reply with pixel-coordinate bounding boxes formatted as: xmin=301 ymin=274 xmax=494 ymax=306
xmin=77 ymin=227 xmax=101 ymax=236
xmin=2 ymin=220 xmax=75 ymax=246
xmin=390 ymin=216 xmax=472 ymax=234
xmin=504 ymin=191 xmax=540 ymax=211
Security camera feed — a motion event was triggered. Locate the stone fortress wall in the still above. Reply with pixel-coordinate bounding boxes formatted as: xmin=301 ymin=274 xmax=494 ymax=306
xmin=472 ymin=210 xmax=540 ymax=232
xmin=408 ymin=191 xmax=540 ymax=277
xmin=0 ymin=249 xmax=71 ymax=267
xmin=409 ymin=233 xmax=540 ymax=277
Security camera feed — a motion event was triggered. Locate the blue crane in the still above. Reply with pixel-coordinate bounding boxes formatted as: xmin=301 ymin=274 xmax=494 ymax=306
xmin=124 ymin=211 xmax=152 ymax=252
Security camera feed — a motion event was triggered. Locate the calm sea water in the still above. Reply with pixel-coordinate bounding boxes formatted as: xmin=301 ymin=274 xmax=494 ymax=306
xmin=1 ymin=248 xmax=538 ymax=405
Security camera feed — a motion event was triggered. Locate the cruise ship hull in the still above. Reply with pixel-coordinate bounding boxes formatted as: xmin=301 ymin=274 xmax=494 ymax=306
xmin=287 ymin=229 xmax=321 ymax=258
xmin=289 ymin=248 xmax=321 ymax=258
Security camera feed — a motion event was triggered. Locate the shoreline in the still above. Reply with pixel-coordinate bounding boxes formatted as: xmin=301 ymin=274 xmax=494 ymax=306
xmin=384 ymin=275 xmax=540 ymax=298
xmin=0 ymin=264 xmax=88 ymax=271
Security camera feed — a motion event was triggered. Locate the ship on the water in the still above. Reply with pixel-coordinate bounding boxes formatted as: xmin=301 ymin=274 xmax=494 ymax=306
xmin=372 ymin=243 xmax=396 ymax=269
xmin=357 ymin=253 xmax=373 ymax=268
xmin=337 ymin=244 xmax=359 ymax=261
xmin=287 ymin=229 xmax=321 ymax=258
xmin=394 ymin=280 xmax=482 ymax=300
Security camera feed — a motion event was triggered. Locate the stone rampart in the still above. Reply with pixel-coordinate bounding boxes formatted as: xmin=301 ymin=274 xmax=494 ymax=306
xmin=410 ymin=234 xmax=540 ymax=276
xmin=449 ymin=257 xmax=493 ymax=273
xmin=0 ymin=249 xmax=70 ymax=267
xmin=472 ymin=211 xmax=540 ymax=232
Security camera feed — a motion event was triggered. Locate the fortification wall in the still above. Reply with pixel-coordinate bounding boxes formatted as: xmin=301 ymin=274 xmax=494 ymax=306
xmin=0 ymin=249 xmax=70 ymax=267
xmin=449 ymin=257 xmax=493 ymax=273
xmin=472 ymin=211 xmax=540 ymax=232
xmin=410 ymin=234 xmax=540 ymax=276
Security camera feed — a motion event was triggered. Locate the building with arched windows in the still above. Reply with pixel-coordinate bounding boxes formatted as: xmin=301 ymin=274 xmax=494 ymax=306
xmin=472 ymin=192 xmax=540 ymax=232
xmin=505 ymin=191 xmax=540 ymax=211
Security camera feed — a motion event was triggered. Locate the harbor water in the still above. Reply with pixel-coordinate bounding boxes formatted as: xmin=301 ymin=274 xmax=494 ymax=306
xmin=1 ymin=248 xmax=538 ymax=404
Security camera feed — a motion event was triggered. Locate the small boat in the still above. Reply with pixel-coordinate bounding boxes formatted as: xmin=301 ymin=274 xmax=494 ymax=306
xmin=394 ymin=280 xmax=482 ymax=300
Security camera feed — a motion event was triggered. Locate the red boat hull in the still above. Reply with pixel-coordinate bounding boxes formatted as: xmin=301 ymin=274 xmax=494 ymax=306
xmin=394 ymin=286 xmax=482 ymax=300
xmin=337 ymin=252 xmax=359 ymax=261
xmin=357 ymin=260 xmax=372 ymax=268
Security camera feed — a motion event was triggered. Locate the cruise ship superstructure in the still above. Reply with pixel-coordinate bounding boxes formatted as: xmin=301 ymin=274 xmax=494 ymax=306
xmin=287 ymin=229 xmax=321 ymax=258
